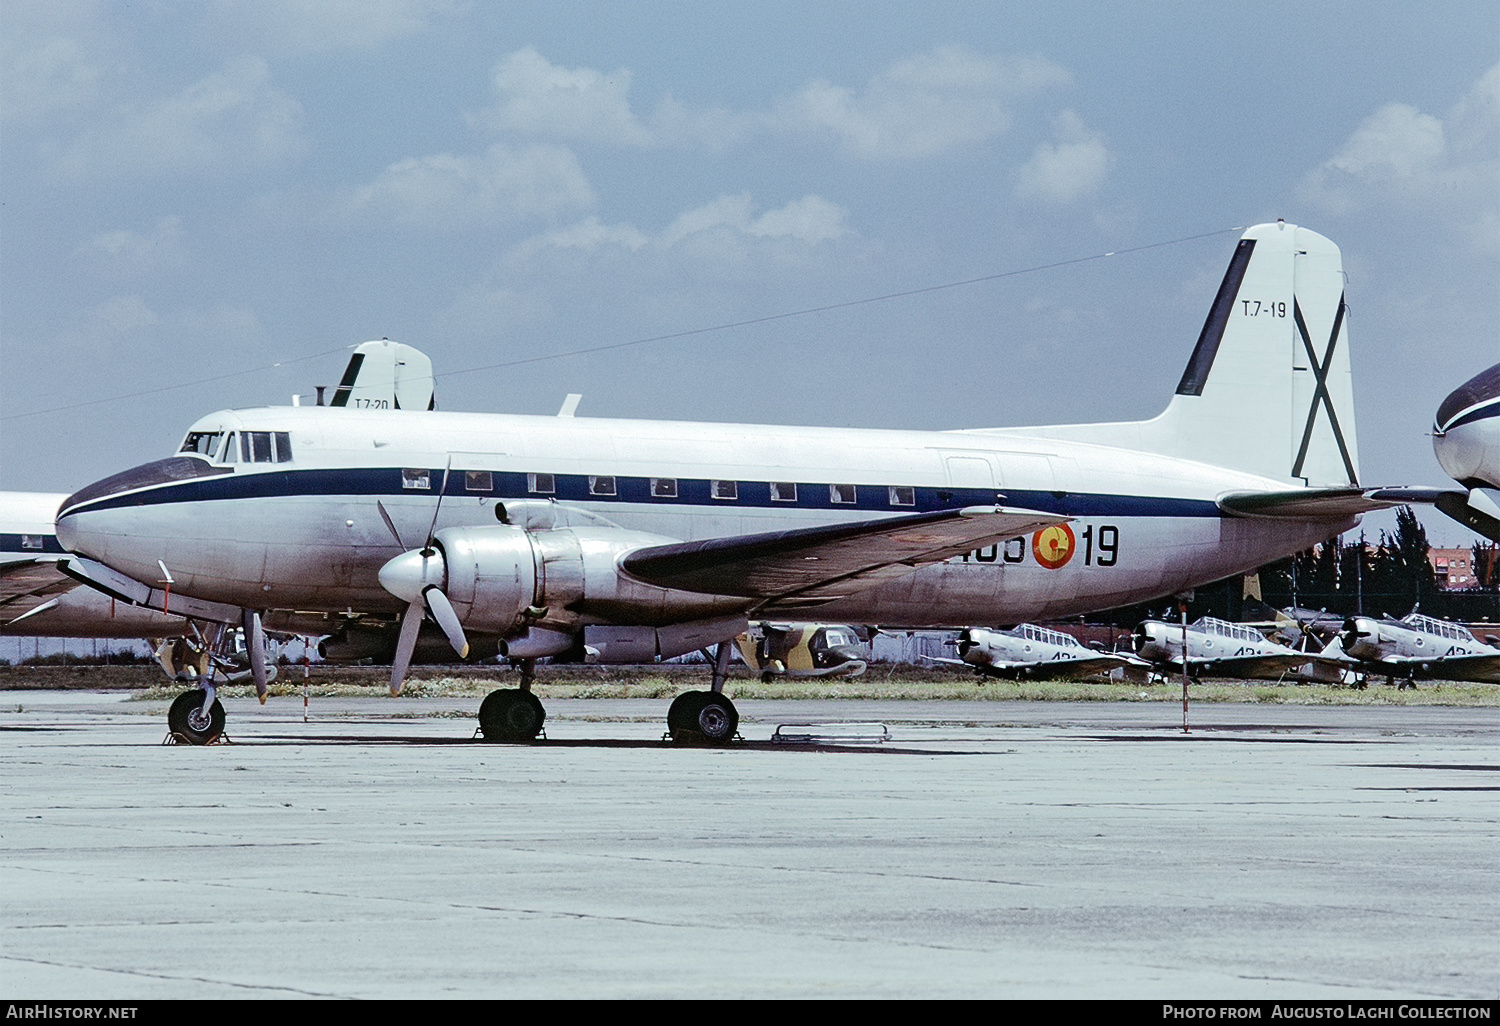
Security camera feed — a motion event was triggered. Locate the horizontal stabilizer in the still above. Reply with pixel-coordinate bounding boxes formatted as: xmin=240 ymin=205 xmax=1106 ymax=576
xmin=622 ymin=506 xmax=1065 ymax=603
xmin=1218 ymin=486 xmax=1450 ymax=520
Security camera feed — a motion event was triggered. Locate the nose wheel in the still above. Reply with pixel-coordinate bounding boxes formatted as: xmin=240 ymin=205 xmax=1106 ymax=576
xmin=167 ymin=689 xmax=225 ymax=745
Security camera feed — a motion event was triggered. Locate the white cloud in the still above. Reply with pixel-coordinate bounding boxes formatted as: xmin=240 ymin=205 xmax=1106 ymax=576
xmin=85 ymin=295 xmax=160 ymax=336
xmin=662 ymin=194 xmax=851 ymax=247
xmin=473 ymin=45 xmax=1071 ymax=160
xmin=778 ymin=47 xmax=1072 ymax=159
xmin=80 ymin=217 xmax=185 ymax=267
xmin=59 ymin=56 xmax=308 ymax=178
xmin=1 ymin=31 xmax=100 ymax=124
xmin=538 ymin=217 xmax=650 ymax=253
xmin=478 ymin=47 xmax=654 ymax=146
xmin=1014 ymin=110 xmax=1111 ymax=204
xmin=1298 ymin=64 xmax=1498 ymax=243
xmin=341 ymin=143 xmax=596 ymax=228
xmin=202 ymin=0 xmax=458 ymax=56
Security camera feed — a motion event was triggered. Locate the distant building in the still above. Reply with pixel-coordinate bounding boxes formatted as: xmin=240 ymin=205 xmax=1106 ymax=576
xmin=1430 ymin=548 xmax=1478 ymax=590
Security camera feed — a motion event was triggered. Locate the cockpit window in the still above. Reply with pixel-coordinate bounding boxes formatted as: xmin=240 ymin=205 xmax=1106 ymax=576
xmin=180 ymin=431 xmax=224 ymax=459
xmin=227 ymin=431 xmax=292 ymax=464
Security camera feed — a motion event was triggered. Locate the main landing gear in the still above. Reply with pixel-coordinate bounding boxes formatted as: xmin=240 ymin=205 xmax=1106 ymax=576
xmin=478 ymin=658 xmax=547 ymax=743
xmin=665 ymin=641 xmax=740 ymax=745
xmin=474 ymin=642 xmax=743 ymax=746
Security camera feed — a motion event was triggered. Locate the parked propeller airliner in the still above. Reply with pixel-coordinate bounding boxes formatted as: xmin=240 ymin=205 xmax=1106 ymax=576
xmin=56 ymin=222 xmax=1429 ymax=745
xmin=1431 ymin=363 xmax=1500 ymax=543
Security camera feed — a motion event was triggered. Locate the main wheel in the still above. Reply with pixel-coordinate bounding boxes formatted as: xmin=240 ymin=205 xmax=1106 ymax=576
xmin=167 ymin=690 xmax=225 ymax=745
xmin=667 ymin=690 xmax=738 ymax=745
xmin=478 ymin=688 xmax=545 ymax=743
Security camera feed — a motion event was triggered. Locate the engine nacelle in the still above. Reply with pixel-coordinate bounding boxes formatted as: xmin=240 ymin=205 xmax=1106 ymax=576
xmin=429 ymin=523 xmax=745 ymax=641
xmin=1340 ymin=616 xmax=1388 ymax=660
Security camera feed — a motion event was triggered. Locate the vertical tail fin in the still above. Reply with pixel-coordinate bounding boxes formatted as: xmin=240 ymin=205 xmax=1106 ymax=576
xmin=1010 ymin=222 xmax=1360 ymax=486
xmin=1163 ymin=221 xmax=1359 ymax=485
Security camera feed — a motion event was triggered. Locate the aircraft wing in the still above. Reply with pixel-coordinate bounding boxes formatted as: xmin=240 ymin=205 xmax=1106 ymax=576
xmin=622 ymin=506 xmax=1065 ymax=606
xmin=0 ymin=557 xmax=76 ymax=624
xmin=1217 ymin=486 xmax=1450 ymax=520
xmin=985 ymin=654 xmax=1134 ymax=680
xmin=1178 ymin=652 xmax=1329 ymax=679
xmin=1357 ymin=653 xmax=1500 ymax=683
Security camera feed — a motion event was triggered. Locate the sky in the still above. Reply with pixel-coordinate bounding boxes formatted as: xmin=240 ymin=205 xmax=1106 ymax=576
xmin=2 ymin=0 xmax=1497 ymax=549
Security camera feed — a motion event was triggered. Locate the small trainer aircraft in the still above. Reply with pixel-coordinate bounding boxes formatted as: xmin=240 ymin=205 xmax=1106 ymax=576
xmin=1130 ymin=614 xmax=1343 ymax=683
xmin=1331 ymin=612 xmax=1500 ymax=687
xmin=929 ymin=623 xmax=1133 ymax=681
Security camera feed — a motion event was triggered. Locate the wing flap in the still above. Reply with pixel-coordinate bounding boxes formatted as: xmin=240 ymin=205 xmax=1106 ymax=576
xmin=622 ymin=506 xmax=1066 ymax=602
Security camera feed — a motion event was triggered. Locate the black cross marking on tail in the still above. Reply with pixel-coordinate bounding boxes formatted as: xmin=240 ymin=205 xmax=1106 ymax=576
xmin=1291 ymin=295 xmax=1358 ymax=485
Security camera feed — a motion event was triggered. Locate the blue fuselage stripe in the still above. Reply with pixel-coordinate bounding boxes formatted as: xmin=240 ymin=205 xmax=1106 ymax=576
xmin=62 ymin=466 xmax=1225 ymax=520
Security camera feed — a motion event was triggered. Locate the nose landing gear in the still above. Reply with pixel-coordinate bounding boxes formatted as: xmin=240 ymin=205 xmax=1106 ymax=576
xmin=166 ymin=688 xmax=226 ymax=745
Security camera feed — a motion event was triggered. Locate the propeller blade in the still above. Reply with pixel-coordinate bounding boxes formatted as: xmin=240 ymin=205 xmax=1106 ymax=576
xmin=424 ymin=458 xmax=452 ymax=552
xmin=376 ymin=501 xmax=406 ymax=549
xmin=423 ymin=586 xmax=469 ymax=659
xmin=390 ymin=600 xmax=424 ymax=696
xmin=242 ymin=608 xmax=268 ymax=703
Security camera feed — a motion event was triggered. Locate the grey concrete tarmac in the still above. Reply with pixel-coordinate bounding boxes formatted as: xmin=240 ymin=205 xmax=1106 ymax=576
xmin=2 ymin=691 xmax=1497 ymax=1000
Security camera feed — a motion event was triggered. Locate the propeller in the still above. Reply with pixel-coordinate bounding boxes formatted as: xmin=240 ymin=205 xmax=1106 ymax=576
xmin=376 ymin=460 xmax=469 ymax=695
xmin=242 ymin=607 xmax=269 ymax=703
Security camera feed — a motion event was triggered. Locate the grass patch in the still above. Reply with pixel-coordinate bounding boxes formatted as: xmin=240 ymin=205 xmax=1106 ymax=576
xmin=114 ymin=665 xmax=1500 ymax=706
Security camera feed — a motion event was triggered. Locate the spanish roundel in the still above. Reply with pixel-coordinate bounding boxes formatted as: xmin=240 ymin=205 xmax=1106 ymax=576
xmin=1032 ymin=524 xmax=1076 ymax=570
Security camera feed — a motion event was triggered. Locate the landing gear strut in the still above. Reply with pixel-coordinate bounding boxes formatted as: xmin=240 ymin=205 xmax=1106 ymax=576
xmin=667 ymin=641 xmax=739 ymax=745
xmin=478 ymin=658 xmax=546 ymax=742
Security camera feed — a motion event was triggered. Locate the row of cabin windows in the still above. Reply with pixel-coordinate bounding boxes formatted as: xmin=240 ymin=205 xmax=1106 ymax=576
xmin=181 ymin=431 xmax=292 ymax=464
xmin=527 ymin=474 xmax=913 ymax=506
xmin=403 ymin=470 xmax=918 ymax=506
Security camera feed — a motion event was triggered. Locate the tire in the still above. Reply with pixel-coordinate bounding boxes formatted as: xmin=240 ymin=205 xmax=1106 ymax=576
xmin=167 ymin=690 xmax=225 ymax=745
xmin=695 ymin=693 xmax=739 ymax=745
xmin=667 ymin=690 xmax=706 ymax=738
xmin=478 ymin=688 xmax=545 ymax=743
xmin=667 ymin=690 xmax=738 ymax=745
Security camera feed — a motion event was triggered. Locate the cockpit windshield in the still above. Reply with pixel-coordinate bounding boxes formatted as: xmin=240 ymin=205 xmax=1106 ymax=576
xmin=179 ymin=431 xmax=224 ymax=459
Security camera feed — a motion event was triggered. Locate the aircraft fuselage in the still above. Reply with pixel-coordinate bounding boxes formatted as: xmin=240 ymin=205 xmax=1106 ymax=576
xmin=56 ymin=405 xmax=1352 ymax=631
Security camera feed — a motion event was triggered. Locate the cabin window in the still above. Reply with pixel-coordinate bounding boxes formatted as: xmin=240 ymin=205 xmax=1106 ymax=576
xmin=830 ymin=483 xmax=857 ymax=505
xmin=21 ymin=535 xmax=44 ymax=550
xmin=180 ymin=431 xmax=223 ymax=459
xmin=528 ymin=473 xmax=555 ymax=494
xmin=273 ymin=432 xmax=292 ymax=463
xmin=651 ymin=478 xmax=678 ymax=498
xmin=888 ymin=486 xmax=915 ymax=507
xmin=465 ymin=471 xmax=493 ymax=492
xmin=771 ymin=482 xmax=798 ymax=502
xmin=402 ymin=469 xmax=431 ymax=490
xmin=589 ymin=475 xmax=617 ymax=497
xmin=711 ymin=479 xmax=738 ymax=500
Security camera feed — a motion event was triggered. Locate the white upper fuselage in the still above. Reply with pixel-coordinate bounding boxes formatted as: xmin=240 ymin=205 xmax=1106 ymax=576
xmin=55 ymin=403 xmax=1352 ymax=630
